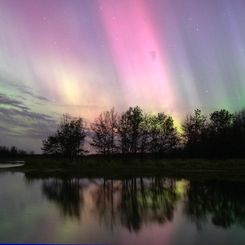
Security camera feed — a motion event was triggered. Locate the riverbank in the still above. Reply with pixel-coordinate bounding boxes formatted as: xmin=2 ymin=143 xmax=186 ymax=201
xmin=1 ymin=155 xmax=245 ymax=181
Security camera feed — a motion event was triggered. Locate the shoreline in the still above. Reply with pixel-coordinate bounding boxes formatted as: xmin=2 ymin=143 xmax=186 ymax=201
xmin=1 ymin=156 xmax=245 ymax=181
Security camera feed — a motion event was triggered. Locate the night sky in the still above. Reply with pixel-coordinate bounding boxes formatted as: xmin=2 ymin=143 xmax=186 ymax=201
xmin=0 ymin=0 xmax=245 ymax=152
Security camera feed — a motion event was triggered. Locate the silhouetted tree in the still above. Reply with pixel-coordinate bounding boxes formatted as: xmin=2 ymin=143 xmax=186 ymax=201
xmin=205 ymin=109 xmax=234 ymax=156
xmin=233 ymin=109 xmax=245 ymax=156
xmin=91 ymin=108 xmax=119 ymax=154
xmin=209 ymin=109 xmax=233 ymax=133
xmin=39 ymin=106 xmax=245 ymax=157
xmin=0 ymin=145 xmax=27 ymax=157
xmin=10 ymin=146 xmax=18 ymax=156
xmin=138 ymin=113 xmax=151 ymax=153
xmin=42 ymin=114 xmax=86 ymax=158
xmin=118 ymin=106 xmax=144 ymax=153
xmin=146 ymin=113 xmax=179 ymax=153
xmin=182 ymin=109 xmax=207 ymax=155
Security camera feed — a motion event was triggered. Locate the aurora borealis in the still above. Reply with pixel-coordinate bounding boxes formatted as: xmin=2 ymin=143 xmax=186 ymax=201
xmin=0 ymin=0 xmax=245 ymax=151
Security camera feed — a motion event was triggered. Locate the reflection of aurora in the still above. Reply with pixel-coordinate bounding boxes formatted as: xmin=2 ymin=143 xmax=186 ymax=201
xmin=37 ymin=177 xmax=186 ymax=231
xmin=24 ymin=175 xmax=245 ymax=232
xmin=88 ymin=178 xmax=184 ymax=231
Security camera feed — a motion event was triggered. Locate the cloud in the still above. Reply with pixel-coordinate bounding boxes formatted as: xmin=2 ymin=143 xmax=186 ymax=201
xmin=0 ymin=93 xmax=54 ymax=123
xmin=0 ymin=73 xmax=50 ymax=102
xmin=0 ymin=107 xmax=55 ymax=122
xmin=36 ymin=95 xmax=50 ymax=101
xmin=0 ymin=93 xmax=58 ymax=149
xmin=0 ymin=93 xmax=29 ymax=110
xmin=0 ymin=75 xmax=56 ymax=151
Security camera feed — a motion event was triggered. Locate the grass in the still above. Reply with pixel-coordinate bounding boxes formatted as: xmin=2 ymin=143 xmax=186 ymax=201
xmin=2 ymin=154 xmax=245 ymax=181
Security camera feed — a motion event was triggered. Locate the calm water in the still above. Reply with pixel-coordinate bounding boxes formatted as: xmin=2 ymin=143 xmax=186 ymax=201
xmin=1 ymin=172 xmax=245 ymax=244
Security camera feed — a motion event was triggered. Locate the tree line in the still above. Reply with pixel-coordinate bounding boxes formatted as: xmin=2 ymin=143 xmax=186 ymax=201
xmin=25 ymin=175 xmax=180 ymax=229
xmin=0 ymin=146 xmax=32 ymax=157
xmin=42 ymin=106 xmax=245 ymax=158
xmin=25 ymin=174 xmax=245 ymax=230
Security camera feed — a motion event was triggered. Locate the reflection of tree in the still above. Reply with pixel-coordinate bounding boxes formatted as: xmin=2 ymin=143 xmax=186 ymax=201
xmin=24 ymin=174 xmax=245 ymax=232
xmin=121 ymin=178 xmax=178 ymax=231
xmin=185 ymin=181 xmax=245 ymax=228
xmin=25 ymin=175 xmax=181 ymax=231
xmin=42 ymin=178 xmax=82 ymax=219
xmin=90 ymin=177 xmax=180 ymax=232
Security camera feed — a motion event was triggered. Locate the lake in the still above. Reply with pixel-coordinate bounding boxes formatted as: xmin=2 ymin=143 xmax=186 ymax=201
xmin=0 ymin=172 xmax=245 ymax=244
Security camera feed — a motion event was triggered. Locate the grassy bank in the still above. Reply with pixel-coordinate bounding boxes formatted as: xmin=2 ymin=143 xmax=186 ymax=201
xmin=1 ymin=155 xmax=245 ymax=180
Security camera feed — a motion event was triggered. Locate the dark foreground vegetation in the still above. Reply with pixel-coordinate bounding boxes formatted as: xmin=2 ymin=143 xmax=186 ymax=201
xmin=42 ymin=106 xmax=245 ymax=158
xmin=1 ymin=155 xmax=245 ymax=182
xmin=0 ymin=145 xmax=33 ymax=158
xmin=1 ymin=106 xmax=245 ymax=176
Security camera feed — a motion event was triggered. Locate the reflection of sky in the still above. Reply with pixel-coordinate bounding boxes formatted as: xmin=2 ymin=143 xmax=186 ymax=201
xmin=0 ymin=173 xmax=119 ymax=243
xmin=1 ymin=173 xmax=245 ymax=244
xmin=0 ymin=0 xmax=245 ymax=151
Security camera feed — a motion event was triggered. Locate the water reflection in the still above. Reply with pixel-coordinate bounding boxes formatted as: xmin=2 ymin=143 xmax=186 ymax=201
xmin=25 ymin=174 xmax=185 ymax=231
xmin=24 ymin=174 xmax=245 ymax=233
xmin=42 ymin=178 xmax=81 ymax=218
xmin=185 ymin=180 xmax=245 ymax=229
xmin=91 ymin=178 xmax=180 ymax=231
